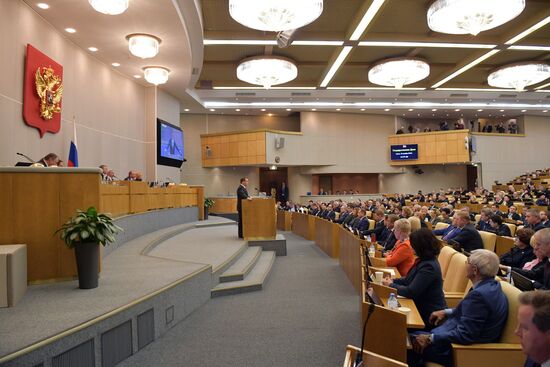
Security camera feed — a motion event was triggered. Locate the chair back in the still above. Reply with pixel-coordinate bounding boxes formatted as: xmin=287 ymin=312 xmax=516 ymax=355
xmin=504 ymin=223 xmax=517 ymax=237
xmin=434 ymin=222 xmax=450 ymax=231
xmin=443 ymin=252 xmax=469 ymax=293
xmin=368 ymin=219 xmax=375 ymax=231
xmin=366 ymin=211 xmax=372 ymax=219
xmin=438 ymin=245 xmax=457 ymax=279
xmin=474 ymin=214 xmax=481 ymax=223
xmin=408 ymin=216 xmax=421 ymax=232
xmin=499 ymin=281 xmax=521 ymax=344
xmin=334 ymin=212 xmax=340 ymax=220
xmin=479 ymin=230 xmax=497 ymax=252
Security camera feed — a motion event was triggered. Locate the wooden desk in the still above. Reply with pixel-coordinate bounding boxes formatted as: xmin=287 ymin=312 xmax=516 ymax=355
xmin=291 ymin=212 xmax=315 ymax=240
xmin=343 ymin=345 xmax=407 ymax=367
xmin=209 ymin=197 xmax=238 ymax=214
xmin=339 ymin=227 xmax=364 ymax=294
xmin=276 ymin=210 xmax=292 ymax=231
xmin=313 ymin=217 xmax=340 ymax=258
xmin=242 ymin=198 xmax=276 ymax=240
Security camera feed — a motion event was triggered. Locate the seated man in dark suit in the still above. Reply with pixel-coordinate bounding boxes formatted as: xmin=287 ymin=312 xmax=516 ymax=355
xmin=336 ymin=205 xmax=349 ymax=224
xmin=532 ymin=229 xmax=550 ymax=290
xmin=488 ymin=214 xmax=512 ymax=237
xmin=380 ymin=214 xmax=399 ymax=251
xmin=476 ymin=208 xmax=493 ymax=231
xmin=500 ymin=228 xmax=535 ymax=269
xmin=364 ymin=210 xmax=385 ymax=241
xmin=525 ymin=209 xmax=546 ymax=232
xmin=449 ymin=211 xmax=484 ymax=253
xmin=506 ymin=205 xmax=523 ymax=224
xmin=352 ymin=209 xmax=370 ymax=237
xmin=432 ymin=217 xmax=461 ymax=242
xmin=408 ymin=249 xmax=508 ymax=367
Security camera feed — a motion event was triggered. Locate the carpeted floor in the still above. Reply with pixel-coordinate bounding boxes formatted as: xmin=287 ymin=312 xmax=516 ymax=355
xmin=119 ymin=232 xmax=361 ymax=367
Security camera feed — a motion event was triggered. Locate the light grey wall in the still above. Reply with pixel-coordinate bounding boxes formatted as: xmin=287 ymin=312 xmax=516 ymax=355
xmin=379 ymin=165 xmax=468 ymax=194
xmin=0 ymin=0 xmax=149 ymax=178
xmin=471 ymin=115 xmax=550 ymax=188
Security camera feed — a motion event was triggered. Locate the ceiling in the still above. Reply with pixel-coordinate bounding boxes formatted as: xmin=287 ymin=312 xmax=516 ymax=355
xmin=194 ymin=0 xmax=550 ymax=119
xmin=24 ymin=0 xmax=550 ymax=119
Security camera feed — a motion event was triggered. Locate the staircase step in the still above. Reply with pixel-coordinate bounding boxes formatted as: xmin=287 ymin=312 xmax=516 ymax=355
xmin=219 ymin=247 xmax=262 ymax=283
xmin=211 ymin=251 xmax=276 ymax=298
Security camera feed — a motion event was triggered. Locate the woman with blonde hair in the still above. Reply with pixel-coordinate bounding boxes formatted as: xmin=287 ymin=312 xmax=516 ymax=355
xmin=384 ymin=218 xmax=415 ymax=276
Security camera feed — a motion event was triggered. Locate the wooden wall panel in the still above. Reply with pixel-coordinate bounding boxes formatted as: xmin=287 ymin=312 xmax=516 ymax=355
xmin=388 ymin=130 xmax=470 ymax=166
xmin=200 ymin=129 xmax=272 ymax=167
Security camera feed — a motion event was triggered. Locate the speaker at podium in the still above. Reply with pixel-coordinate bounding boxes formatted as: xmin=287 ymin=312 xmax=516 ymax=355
xmin=242 ymin=197 xmax=277 ymax=240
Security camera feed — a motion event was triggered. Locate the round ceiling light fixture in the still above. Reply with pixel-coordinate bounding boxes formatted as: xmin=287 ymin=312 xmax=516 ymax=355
xmin=126 ymin=34 xmax=161 ymax=59
xmin=229 ymin=0 xmax=323 ymax=32
xmin=368 ymin=58 xmax=430 ymax=88
xmin=143 ymin=66 xmax=170 ymax=85
xmin=237 ymin=56 xmax=298 ymax=89
xmin=89 ymin=0 xmax=129 ymax=15
xmin=488 ymin=62 xmax=550 ymax=91
xmin=427 ymin=0 xmax=525 ymax=36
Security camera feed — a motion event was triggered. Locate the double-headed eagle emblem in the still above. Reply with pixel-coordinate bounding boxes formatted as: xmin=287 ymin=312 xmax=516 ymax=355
xmin=35 ymin=66 xmax=63 ymax=120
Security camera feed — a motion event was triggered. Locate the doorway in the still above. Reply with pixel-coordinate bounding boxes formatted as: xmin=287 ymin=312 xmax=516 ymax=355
xmin=466 ymin=164 xmax=478 ymax=192
xmin=259 ymin=167 xmax=288 ymax=199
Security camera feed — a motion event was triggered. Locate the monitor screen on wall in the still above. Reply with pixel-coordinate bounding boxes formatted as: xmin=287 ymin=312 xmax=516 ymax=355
xmin=157 ymin=118 xmax=184 ymax=167
xmin=390 ymin=144 xmax=418 ymax=160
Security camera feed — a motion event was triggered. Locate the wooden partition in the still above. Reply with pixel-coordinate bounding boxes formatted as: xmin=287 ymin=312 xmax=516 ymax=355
xmin=0 ymin=168 xmax=101 ymax=282
xmin=314 ymin=217 xmax=340 ymax=258
xmin=209 ymin=197 xmax=238 ymax=214
xmin=291 ymin=212 xmax=315 ymax=240
xmin=339 ymin=228 xmax=364 ymax=294
xmin=276 ymin=210 xmax=292 ymax=231
xmin=388 ymin=129 xmax=470 ymax=165
xmin=200 ymin=130 xmax=267 ymax=167
xmin=242 ymin=198 xmax=276 ymax=240
xmin=343 ymin=345 xmax=408 ymax=367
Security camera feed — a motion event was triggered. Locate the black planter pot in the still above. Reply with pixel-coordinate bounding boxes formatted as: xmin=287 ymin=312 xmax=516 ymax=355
xmin=204 ymin=206 xmax=209 ymax=220
xmin=74 ymin=242 xmax=100 ymax=289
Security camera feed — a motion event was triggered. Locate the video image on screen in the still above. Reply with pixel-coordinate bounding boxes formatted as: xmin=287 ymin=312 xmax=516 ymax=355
xmin=160 ymin=123 xmax=184 ymax=161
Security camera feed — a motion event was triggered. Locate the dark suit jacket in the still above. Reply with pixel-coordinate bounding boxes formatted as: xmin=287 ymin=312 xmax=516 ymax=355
xmin=354 ymin=217 xmax=370 ymax=234
xmin=476 ymin=220 xmax=491 ymax=232
xmin=326 ymin=210 xmax=336 ymax=222
xmin=432 ymin=278 xmax=508 ymax=346
xmin=514 ymin=259 xmax=547 ymax=287
xmin=382 ymin=231 xmax=397 ymax=251
xmin=453 ymin=224 xmax=484 ymax=252
xmin=501 ymin=246 xmax=535 ymax=269
xmin=236 ymin=184 xmax=249 ymax=212
xmin=278 ymin=186 xmax=289 ymax=203
xmin=365 ymin=220 xmax=385 ymax=239
xmin=392 ymin=258 xmax=446 ymax=327
xmin=337 ymin=212 xmax=349 ymax=224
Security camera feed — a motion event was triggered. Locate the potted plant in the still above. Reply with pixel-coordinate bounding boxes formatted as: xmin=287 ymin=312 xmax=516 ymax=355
xmin=56 ymin=207 xmax=122 ymax=289
xmin=204 ymin=198 xmax=215 ymax=220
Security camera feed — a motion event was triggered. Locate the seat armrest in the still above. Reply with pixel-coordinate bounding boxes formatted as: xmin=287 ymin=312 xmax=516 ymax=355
xmin=451 ymin=343 xmax=524 ymax=367
xmin=444 ymin=292 xmax=465 ymax=308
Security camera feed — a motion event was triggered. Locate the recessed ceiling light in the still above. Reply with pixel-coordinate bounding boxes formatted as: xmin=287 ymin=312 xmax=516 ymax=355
xmin=235 ymin=109 xmax=240 ymax=111
xmin=454 ymin=109 xmax=460 ymax=111
xmin=311 ymin=108 xmax=317 ymax=111
xmin=268 ymin=113 xmax=273 ymax=116
xmin=89 ymin=0 xmax=129 ymax=15
xmin=408 ymin=108 xmax=414 ymax=111
xmin=432 ymin=109 xmax=437 ymax=111
xmin=361 ymin=108 xmax=366 ymax=111
xmin=133 ymin=74 xmax=141 ymax=79
xmin=384 ymin=108 xmax=390 ymax=111
xmin=184 ymin=108 xmax=190 ymax=112
xmin=477 ymin=109 xmax=483 ymax=112
xmin=261 ymin=108 xmax=266 ymax=111
xmin=88 ymin=47 xmax=98 ymax=52
xmin=210 ymin=109 xmax=216 ymax=112
xmin=65 ymin=28 xmax=76 ymax=33
xmin=286 ymin=108 xmax=292 ymax=111
xmin=543 ymin=110 xmax=548 ymax=113
xmin=111 ymin=62 xmax=120 ymax=67
xmin=500 ymin=109 xmax=505 ymax=112
xmin=521 ymin=109 xmax=527 ymax=112
xmin=37 ymin=3 xmax=49 ymax=9
xmin=336 ymin=108 xmax=341 ymax=111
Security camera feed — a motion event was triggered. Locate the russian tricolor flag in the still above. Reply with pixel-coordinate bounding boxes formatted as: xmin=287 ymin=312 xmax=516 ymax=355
xmin=68 ymin=118 xmax=78 ymax=167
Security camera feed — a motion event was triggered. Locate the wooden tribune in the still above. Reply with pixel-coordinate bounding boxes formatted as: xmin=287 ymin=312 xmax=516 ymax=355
xmin=242 ymin=198 xmax=276 ymax=240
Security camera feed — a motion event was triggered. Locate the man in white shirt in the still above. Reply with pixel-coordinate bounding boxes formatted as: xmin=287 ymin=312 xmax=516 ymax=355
xmin=516 ymin=291 xmax=550 ymax=367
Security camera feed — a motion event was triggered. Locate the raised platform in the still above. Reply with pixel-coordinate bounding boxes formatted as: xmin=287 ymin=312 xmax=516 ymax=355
xmin=248 ymin=234 xmax=287 ymax=256
xmin=0 ymin=210 xmax=273 ymax=367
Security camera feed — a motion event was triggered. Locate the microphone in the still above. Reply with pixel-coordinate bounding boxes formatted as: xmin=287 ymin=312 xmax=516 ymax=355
xmin=354 ymin=300 xmax=376 ymax=367
xmin=17 ymin=152 xmax=36 ymax=163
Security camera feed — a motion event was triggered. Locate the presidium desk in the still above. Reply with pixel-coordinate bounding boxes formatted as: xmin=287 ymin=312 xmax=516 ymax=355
xmin=0 ymin=167 xmax=204 ymax=283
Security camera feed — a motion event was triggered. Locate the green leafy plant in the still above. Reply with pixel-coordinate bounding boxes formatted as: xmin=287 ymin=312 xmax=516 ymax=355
xmin=204 ymin=198 xmax=215 ymax=208
xmin=56 ymin=207 xmax=123 ymax=248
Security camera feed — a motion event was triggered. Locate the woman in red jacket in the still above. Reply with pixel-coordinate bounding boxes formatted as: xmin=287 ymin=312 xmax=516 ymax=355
xmin=384 ymin=218 xmax=415 ymax=276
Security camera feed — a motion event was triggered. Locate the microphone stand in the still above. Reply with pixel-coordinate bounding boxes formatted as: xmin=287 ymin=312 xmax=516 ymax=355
xmin=354 ymin=298 xmax=376 ymax=367
xmin=16 ymin=152 xmax=36 ymax=163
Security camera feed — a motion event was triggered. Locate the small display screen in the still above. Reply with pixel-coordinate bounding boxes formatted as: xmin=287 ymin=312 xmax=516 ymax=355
xmin=390 ymin=144 xmax=418 ymax=160
xmin=160 ymin=123 xmax=184 ymax=160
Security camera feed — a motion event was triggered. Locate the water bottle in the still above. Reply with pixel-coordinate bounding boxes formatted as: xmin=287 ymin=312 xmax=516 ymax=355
xmin=368 ymin=242 xmax=376 ymax=257
xmin=388 ymin=293 xmax=399 ymax=310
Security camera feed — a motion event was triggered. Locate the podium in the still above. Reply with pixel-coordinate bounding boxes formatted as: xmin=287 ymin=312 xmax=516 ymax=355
xmin=242 ymin=198 xmax=276 ymax=240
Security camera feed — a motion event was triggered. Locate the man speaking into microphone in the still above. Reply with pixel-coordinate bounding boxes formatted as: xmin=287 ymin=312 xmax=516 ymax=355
xmin=237 ymin=177 xmax=251 ymax=239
